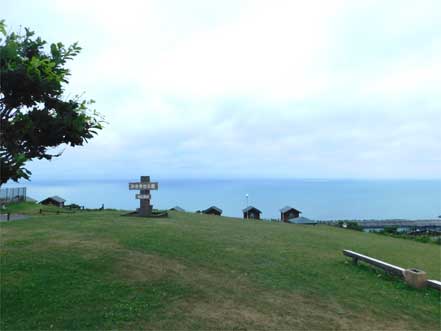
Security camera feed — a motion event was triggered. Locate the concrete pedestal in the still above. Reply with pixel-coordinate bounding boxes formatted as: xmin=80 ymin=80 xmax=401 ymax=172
xmin=403 ymin=269 xmax=427 ymax=289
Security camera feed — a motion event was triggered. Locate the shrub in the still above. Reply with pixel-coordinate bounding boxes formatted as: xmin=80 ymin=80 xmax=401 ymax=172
xmin=383 ymin=226 xmax=398 ymax=234
xmin=336 ymin=221 xmax=363 ymax=231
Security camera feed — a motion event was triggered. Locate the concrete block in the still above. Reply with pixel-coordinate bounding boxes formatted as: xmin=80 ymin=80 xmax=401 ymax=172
xmin=403 ymin=268 xmax=427 ymax=289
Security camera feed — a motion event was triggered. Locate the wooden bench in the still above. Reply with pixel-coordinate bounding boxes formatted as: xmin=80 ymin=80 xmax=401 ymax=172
xmin=343 ymin=249 xmax=440 ymax=291
xmin=343 ymin=249 xmax=404 ymax=277
xmin=427 ymin=279 xmax=441 ymax=290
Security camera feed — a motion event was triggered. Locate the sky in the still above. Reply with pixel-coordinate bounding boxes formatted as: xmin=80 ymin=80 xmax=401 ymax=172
xmin=3 ymin=0 xmax=441 ymax=180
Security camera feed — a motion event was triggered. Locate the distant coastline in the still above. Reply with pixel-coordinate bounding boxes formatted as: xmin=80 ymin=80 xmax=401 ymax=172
xmin=2 ymin=178 xmax=440 ymax=220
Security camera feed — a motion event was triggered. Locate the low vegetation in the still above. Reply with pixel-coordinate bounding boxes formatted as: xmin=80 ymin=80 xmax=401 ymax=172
xmin=1 ymin=202 xmax=440 ymax=330
xmin=330 ymin=220 xmax=441 ymax=245
xmin=334 ymin=220 xmax=364 ymax=231
xmin=377 ymin=227 xmax=441 ymax=245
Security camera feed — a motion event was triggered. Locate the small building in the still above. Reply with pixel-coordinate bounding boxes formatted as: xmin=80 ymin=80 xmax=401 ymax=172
xmin=202 ymin=206 xmax=222 ymax=216
xmin=288 ymin=216 xmax=317 ymax=225
xmin=243 ymin=206 xmax=262 ymax=219
xmin=170 ymin=206 xmax=185 ymax=212
xmin=280 ymin=206 xmax=301 ymax=222
xmin=40 ymin=196 xmax=66 ymax=208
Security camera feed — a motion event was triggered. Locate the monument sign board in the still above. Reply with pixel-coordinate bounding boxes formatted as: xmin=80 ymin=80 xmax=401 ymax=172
xmin=129 ymin=176 xmax=158 ymax=216
xmin=129 ymin=183 xmax=158 ymax=190
xmin=136 ymin=194 xmax=151 ymax=200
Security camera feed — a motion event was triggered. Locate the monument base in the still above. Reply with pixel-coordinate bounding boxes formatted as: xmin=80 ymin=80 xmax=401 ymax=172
xmin=122 ymin=210 xmax=169 ymax=218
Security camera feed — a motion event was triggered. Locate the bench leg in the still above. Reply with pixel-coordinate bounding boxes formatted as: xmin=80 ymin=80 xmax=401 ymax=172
xmin=352 ymin=257 xmax=358 ymax=265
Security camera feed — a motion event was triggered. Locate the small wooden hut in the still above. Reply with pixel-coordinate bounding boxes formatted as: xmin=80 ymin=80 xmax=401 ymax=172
xmin=280 ymin=206 xmax=301 ymax=222
xmin=40 ymin=196 xmax=66 ymax=208
xmin=202 ymin=206 xmax=222 ymax=216
xmin=243 ymin=206 xmax=262 ymax=219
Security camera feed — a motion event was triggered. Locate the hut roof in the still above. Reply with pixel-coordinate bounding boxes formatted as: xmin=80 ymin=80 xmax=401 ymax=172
xmin=51 ymin=196 xmax=66 ymax=203
xmin=170 ymin=206 xmax=185 ymax=212
xmin=242 ymin=206 xmax=262 ymax=213
xmin=41 ymin=196 xmax=65 ymax=203
xmin=203 ymin=206 xmax=222 ymax=214
xmin=288 ymin=217 xmax=316 ymax=224
xmin=280 ymin=206 xmax=301 ymax=214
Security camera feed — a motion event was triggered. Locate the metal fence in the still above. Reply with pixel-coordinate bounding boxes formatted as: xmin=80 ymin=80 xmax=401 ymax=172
xmin=0 ymin=187 xmax=27 ymax=203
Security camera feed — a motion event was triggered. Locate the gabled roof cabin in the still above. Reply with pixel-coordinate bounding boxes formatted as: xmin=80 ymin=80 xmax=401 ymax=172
xmin=280 ymin=206 xmax=301 ymax=222
xmin=40 ymin=196 xmax=66 ymax=208
xmin=202 ymin=206 xmax=222 ymax=216
xmin=243 ymin=206 xmax=262 ymax=219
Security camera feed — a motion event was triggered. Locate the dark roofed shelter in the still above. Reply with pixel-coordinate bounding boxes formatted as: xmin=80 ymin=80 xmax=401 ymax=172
xmin=280 ymin=206 xmax=301 ymax=222
xmin=288 ymin=216 xmax=316 ymax=225
xmin=202 ymin=206 xmax=222 ymax=216
xmin=40 ymin=196 xmax=66 ymax=208
xmin=170 ymin=206 xmax=185 ymax=212
xmin=243 ymin=206 xmax=262 ymax=219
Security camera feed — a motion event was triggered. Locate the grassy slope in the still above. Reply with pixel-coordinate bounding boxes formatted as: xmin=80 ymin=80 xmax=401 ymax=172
xmin=0 ymin=203 xmax=440 ymax=330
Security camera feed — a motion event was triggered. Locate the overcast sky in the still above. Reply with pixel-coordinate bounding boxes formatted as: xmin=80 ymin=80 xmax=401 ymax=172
xmin=3 ymin=0 xmax=441 ymax=180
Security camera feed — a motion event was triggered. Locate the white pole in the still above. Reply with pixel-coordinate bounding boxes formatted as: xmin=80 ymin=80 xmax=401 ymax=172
xmin=245 ymin=194 xmax=249 ymax=219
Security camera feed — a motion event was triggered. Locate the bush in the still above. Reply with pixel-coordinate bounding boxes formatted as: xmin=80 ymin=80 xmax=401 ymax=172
xmin=336 ymin=221 xmax=362 ymax=231
xmin=415 ymin=236 xmax=430 ymax=243
xmin=383 ymin=226 xmax=398 ymax=234
xmin=346 ymin=221 xmax=363 ymax=231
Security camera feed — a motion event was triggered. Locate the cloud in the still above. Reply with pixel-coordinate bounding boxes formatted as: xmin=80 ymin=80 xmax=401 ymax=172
xmin=3 ymin=0 xmax=441 ymax=179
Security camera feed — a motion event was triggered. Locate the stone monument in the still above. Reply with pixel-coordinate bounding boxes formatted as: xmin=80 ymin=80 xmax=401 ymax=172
xmin=128 ymin=176 xmax=158 ymax=217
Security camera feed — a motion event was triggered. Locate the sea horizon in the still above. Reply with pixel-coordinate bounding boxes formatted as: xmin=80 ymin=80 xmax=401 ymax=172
xmin=3 ymin=178 xmax=440 ymax=221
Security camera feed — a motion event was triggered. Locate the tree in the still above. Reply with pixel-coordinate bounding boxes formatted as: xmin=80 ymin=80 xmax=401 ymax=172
xmin=0 ymin=20 xmax=103 ymax=185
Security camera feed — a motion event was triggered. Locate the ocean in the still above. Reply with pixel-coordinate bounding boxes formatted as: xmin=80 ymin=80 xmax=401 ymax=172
xmin=4 ymin=179 xmax=441 ymax=220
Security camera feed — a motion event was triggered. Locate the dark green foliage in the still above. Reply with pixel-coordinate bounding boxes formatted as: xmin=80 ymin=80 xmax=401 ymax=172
xmin=0 ymin=20 xmax=103 ymax=184
xmin=415 ymin=236 xmax=430 ymax=243
xmin=336 ymin=220 xmax=363 ymax=231
xmin=383 ymin=226 xmax=399 ymax=234
xmin=377 ymin=229 xmax=441 ymax=245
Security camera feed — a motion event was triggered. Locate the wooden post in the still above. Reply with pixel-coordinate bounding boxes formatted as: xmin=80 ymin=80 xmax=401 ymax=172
xmin=7 ymin=213 xmax=10 ymax=221
xmin=39 ymin=209 xmax=42 ymax=214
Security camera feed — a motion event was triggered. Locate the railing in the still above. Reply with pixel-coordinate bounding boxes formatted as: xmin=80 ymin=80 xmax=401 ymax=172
xmin=0 ymin=187 xmax=26 ymax=203
xmin=39 ymin=209 xmax=76 ymax=214
xmin=343 ymin=249 xmax=440 ymax=291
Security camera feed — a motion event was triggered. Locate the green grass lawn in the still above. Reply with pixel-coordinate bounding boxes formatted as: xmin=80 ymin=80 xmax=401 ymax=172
xmin=1 ymin=202 xmax=440 ymax=330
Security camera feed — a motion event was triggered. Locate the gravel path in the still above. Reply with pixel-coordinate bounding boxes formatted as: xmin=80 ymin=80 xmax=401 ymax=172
xmin=0 ymin=213 xmax=30 ymax=222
